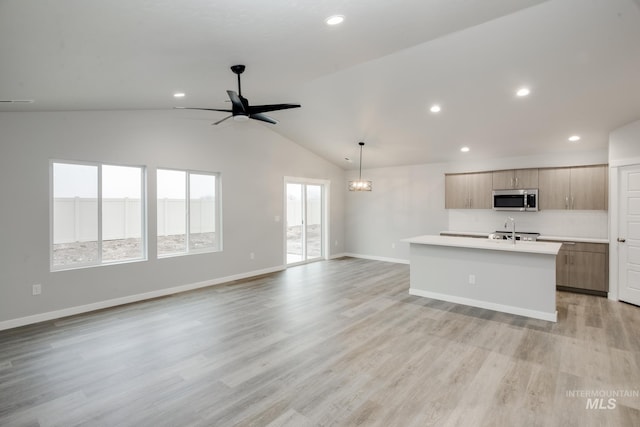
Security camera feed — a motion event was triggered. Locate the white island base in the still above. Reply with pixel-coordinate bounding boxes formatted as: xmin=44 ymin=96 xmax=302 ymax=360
xmin=402 ymin=236 xmax=562 ymax=322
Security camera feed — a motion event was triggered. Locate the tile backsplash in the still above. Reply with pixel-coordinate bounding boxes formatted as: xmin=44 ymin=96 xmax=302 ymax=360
xmin=448 ymin=209 xmax=608 ymax=239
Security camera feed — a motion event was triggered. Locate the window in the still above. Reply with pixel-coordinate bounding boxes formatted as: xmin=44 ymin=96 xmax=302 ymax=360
xmin=157 ymin=169 xmax=220 ymax=256
xmin=51 ymin=161 xmax=146 ymax=270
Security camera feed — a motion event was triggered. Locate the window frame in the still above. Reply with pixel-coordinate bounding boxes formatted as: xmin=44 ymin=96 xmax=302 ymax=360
xmin=156 ymin=167 xmax=222 ymax=258
xmin=50 ymin=159 xmax=147 ymax=271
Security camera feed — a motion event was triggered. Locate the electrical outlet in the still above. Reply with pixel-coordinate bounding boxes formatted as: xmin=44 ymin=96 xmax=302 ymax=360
xmin=32 ymin=284 xmax=42 ymax=295
xmin=468 ymin=274 xmax=476 ymax=285
xmin=391 ymin=243 xmax=396 ymax=249
xmin=249 ymin=252 xmax=255 ymax=260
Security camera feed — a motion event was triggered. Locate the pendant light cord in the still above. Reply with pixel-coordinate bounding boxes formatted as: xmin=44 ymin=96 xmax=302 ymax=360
xmin=359 ymin=144 xmax=363 ymax=180
xmin=358 ymin=142 xmax=364 ymax=180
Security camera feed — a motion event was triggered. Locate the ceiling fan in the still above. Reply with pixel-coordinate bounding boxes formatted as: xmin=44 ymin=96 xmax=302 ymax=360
xmin=175 ymin=65 xmax=301 ymax=125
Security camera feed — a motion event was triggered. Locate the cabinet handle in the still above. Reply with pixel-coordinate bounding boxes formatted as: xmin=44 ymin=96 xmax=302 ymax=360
xmin=571 ymin=196 xmax=574 ymax=209
xmin=563 ymin=242 xmax=576 ymax=245
xmin=515 ymin=177 xmax=519 ymax=187
xmin=511 ymin=177 xmax=514 ymax=188
xmin=565 ymin=196 xmax=569 ymax=209
xmin=618 ymin=238 xmax=626 ymax=243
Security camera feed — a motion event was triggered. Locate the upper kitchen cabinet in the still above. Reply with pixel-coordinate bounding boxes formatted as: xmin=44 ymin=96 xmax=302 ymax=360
xmin=445 ymin=172 xmax=492 ymax=209
xmin=538 ymin=165 xmax=607 ymax=210
xmin=538 ymin=168 xmax=571 ymax=209
xmin=492 ymin=168 xmax=538 ymax=190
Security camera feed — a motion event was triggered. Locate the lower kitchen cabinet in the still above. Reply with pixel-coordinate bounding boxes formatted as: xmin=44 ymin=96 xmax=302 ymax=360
xmin=555 ymin=242 xmax=608 ymax=296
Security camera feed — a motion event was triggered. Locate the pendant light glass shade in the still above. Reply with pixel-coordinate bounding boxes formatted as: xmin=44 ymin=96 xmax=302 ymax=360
xmin=348 ymin=142 xmax=372 ymax=191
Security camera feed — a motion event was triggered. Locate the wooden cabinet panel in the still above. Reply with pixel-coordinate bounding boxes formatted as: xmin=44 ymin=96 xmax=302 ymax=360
xmin=570 ymin=165 xmax=607 ymax=210
xmin=539 ymin=165 xmax=607 ymax=211
xmin=571 ymin=242 xmax=607 ymax=253
xmin=492 ymin=170 xmax=514 ymax=190
xmin=556 ymin=249 xmax=570 ymax=286
xmin=555 ymin=242 xmax=609 ymax=294
xmin=514 ymin=168 xmax=538 ymax=189
xmin=468 ymin=172 xmax=492 ymax=209
xmin=445 ymin=174 xmax=469 ymax=209
xmin=569 ymin=251 xmax=608 ymax=292
xmin=492 ymin=169 xmax=538 ymax=189
xmin=445 ymin=172 xmax=492 ymax=209
xmin=539 ymin=168 xmax=571 ymax=210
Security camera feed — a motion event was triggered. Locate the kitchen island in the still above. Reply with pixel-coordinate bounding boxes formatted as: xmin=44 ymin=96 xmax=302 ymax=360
xmin=401 ymin=235 xmax=562 ymax=322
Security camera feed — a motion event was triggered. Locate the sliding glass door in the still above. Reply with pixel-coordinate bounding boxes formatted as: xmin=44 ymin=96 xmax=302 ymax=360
xmin=286 ymin=180 xmax=326 ymax=265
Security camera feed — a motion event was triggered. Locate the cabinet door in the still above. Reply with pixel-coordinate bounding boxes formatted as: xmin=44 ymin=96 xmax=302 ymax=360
xmin=569 ymin=251 xmax=608 ymax=292
xmin=570 ymin=165 xmax=607 ymax=210
xmin=514 ymin=168 xmax=538 ymax=189
xmin=445 ymin=174 xmax=469 ymax=209
xmin=539 ymin=168 xmax=571 ymax=210
xmin=468 ymin=172 xmax=493 ymax=209
xmin=492 ymin=170 xmax=515 ymax=189
xmin=556 ymin=249 xmax=570 ymax=286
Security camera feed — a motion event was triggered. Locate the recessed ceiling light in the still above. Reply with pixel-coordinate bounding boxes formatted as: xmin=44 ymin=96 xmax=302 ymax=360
xmin=460 ymin=146 xmax=470 ymax=153
xmin=430 ymin=104 xmax=441 ymax=113
xmin=325 ymin=15 xmax=344 ymax=26
xmin=173 ymin=92 xmax=185 ymax=98
xmin=568 ymin=135 xmax=581 ymax=142
xmin=516 ymin=87 xmax=530 ymax=97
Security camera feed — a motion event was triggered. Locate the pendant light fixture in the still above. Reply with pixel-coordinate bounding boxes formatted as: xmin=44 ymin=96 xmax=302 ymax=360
xmin=348 ymin=142 xmax=372 ymax=191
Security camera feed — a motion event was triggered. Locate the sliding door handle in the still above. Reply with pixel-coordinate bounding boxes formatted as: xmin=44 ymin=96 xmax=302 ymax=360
xmin=617 ymin=238 xmax=626 ymax=243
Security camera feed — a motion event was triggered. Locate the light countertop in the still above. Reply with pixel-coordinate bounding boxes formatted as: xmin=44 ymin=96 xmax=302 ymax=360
xmin=439 ymin=231 xmax=608 ymax=244
xmin=403 ymin=235 xmax=562 ymax=255
xmin=536 ymin=235 xmax=609 ymax=244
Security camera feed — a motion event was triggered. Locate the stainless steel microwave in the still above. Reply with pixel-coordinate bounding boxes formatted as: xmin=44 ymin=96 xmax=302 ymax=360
xmin=492 ymin=189 xmax=538 ymax=211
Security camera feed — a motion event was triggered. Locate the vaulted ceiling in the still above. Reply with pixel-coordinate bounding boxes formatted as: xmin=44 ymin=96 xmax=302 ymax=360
xmin=2 ymin=0 xmax=640 ymax=169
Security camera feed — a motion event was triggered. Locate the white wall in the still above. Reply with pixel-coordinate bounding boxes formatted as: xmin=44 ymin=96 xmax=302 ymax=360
xmin=345 ymin=163 xmax=449 ymax=262
xmin=0 ymin=110 xmax=345 ymax=324
xmin=609 ymin=119 xmax=640 ymax=165
xmin=346 ymin=149 xmax=609 ymax=261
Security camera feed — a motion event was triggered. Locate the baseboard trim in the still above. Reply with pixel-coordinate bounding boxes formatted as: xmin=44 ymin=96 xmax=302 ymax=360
xmin=409 ymin=288 xmax=557 ymax=322
xmin=343 ymin=253 xmax=409 ymax=265
xmin=328 ymin=252 xmax=348 ymax=259
xmin=0 ymin=265 xmax=285 ymax=332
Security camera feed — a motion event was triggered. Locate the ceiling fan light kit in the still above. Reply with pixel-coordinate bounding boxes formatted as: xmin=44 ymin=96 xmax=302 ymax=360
xmin=175 ymin=65 xmax=300 ymax=125
xmin=348 ymin=142 xmax=372 ymax=191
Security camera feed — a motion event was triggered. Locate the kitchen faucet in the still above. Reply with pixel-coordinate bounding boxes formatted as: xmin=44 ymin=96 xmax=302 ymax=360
xmin=505 ymin=216 xmax=516 ymax=244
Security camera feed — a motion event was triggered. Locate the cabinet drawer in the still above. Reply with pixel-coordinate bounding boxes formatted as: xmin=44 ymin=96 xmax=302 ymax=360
xmin=559 ymin=242 xmax=607 ymax=253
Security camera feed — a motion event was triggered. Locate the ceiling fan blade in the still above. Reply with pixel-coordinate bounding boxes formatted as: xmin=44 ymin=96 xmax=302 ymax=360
xmin=248 ymin=103 xmax=301 ymax=114
xmin=212 ymin=115 xmax=233 ymax=125
xmin=250 ymin=113 xmax=278 ymax=125
xmin=226 ymin=90 xmax=246 ymax=114
xmin=174 ymin=107 xmax=232 ymax=113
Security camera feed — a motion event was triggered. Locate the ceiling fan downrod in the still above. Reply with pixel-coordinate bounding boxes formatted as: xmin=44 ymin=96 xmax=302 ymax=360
xmin=230 ymin=64 xmax=245 ymax=97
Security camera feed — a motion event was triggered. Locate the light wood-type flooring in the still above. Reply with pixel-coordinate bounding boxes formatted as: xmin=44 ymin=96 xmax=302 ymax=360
xmin=1 ymin=258 xmax=639 ymax=426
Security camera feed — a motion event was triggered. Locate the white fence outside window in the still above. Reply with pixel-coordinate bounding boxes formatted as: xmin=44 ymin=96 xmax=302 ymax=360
xmin=53 ymin=197 xmax=215 ymax=243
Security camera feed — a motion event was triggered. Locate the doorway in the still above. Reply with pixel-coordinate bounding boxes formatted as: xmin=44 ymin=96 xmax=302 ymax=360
xmin=285 ymin=179 xmax=328 ymax=265
xmin=618 ymin=165 xmax=640 ymax=306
